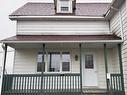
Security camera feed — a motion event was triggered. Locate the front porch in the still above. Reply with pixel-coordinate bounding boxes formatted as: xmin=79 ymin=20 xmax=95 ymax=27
xmin=1 ymin=73 xmax=123 ymax=95
xmin=1 ymin=35 xmax=125 ymax=95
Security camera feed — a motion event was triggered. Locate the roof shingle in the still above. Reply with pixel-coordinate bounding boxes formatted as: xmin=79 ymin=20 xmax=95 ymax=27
xmin=2 ymin=35 xmax=121 ymax=43
xmin=10 ymin=3 xmax=110 ymax=16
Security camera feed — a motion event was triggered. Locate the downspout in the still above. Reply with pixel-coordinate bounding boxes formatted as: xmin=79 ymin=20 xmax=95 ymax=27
xmin=79 ymin=44 xmax=82 ymax=94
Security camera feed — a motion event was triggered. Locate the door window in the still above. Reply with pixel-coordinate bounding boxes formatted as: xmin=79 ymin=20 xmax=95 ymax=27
xmin=85 ymin=54 xmax=94 ymax=69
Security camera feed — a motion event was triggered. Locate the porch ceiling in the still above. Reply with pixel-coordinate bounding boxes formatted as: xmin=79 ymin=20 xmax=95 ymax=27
xmin=6 ymin=43 xmax=119 ymax=49
xmin=1 ymin=35 xmax=122 ymax=49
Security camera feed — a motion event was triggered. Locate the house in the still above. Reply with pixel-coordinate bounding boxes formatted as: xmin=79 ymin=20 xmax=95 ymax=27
xmin=0 ymin=0 xmax=126 ymax=95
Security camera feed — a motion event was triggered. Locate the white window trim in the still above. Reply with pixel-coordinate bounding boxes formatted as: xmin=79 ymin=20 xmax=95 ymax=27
xmin=57 ymin=0 xmax=73 ymax=13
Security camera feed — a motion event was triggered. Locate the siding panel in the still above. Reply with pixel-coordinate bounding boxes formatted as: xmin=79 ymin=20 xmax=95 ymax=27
xmin=111 ymin=2 xmax=127 ymax=94
xmin=17 ymin=21 xmax=110 ymax=35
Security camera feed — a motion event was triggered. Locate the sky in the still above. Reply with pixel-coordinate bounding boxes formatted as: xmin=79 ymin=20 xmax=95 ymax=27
xmin=0 ymin=0 xmax=112 ymax=73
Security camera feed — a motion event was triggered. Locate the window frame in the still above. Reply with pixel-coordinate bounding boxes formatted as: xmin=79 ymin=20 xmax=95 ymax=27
xmin=57 ymin=0 xmax=72 ymax=13
xmin=36 ymin=51 xmax=71 ymax=73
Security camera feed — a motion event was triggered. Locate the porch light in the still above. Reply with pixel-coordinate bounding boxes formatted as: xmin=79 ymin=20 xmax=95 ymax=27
xmin=75 ymin=55 xmax=78 ymax=61
xmin=2 ymin=43 xmax=5 ymax=50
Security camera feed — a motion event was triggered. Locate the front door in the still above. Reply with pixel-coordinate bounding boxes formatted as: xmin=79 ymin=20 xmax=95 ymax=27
xmin=82 ymin=53 xmax=98 ymax=87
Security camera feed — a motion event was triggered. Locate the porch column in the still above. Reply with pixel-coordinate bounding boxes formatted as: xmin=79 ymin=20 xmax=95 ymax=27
xmin=1 ymin=44 xmax=8 ymax=93
xmin=79 ymin=43 xmax=82 ymax=93
xmin=104 ymin=44 xmax=109 ymax=91
xmin=118 ymin=44 xmax=125 ymax=94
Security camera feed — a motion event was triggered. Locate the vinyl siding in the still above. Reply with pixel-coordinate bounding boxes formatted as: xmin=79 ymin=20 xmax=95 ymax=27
xmin=110 ymin=11 xmax=122 ymax=37
xmin=13 ymin=47 xmax=119 ymax=88
xmin=110 ymin=2 xmax=127 ymax=94
xmin=17 ymin=21 xmax=110 ymax=35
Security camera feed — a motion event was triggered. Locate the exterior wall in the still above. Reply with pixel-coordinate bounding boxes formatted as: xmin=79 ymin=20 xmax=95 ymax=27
xmin=13 ymin=47 xmax=119 ymax=89
xmin=110 ymin=11 xmax=122 ymax=37
xmin=17 ymin=21 xmax=110 ymax=35
xmin=110 ymin=1 xmax=127 ymax=94
xmin=13 ymin=48 xmax=80 ymax=74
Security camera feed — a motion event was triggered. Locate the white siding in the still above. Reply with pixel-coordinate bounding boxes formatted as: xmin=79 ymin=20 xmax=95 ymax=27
xmin=110 ymin=11 xmax=122 ymax=37
xmin=14 ymin=49 xmax=37 ymax=74
xmin=17 ymin=21 xmax=110 ymax=35
xmin=13 ymin=47 xmax=119 ymax=88
xmin=122 ymin=3 xmax=127 ymax=94
xmin=110 ymin=1 xmax=127 ymax=94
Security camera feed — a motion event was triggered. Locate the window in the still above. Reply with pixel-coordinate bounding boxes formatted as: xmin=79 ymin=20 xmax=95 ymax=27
xmin=62 ymin=52 xmax=70 ymax=71
xmin=85 ymin=54 xmax=94 ymax=69
xmin=61 ymin=7 xmax=69 ymax=11
xmin=37 ymin=51 xmax=71 ymax=72
xmin=48 ymin=52 xmax=61 ymax=72
xmin=58 ymin=0 xmax=71 ymax=13
xmin=37 ymin=52 xmax=46 ymax=72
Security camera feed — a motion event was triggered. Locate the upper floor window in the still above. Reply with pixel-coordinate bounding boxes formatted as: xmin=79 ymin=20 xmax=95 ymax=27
xmin=57 ymin=0 xmax=73 ymax=13
xmin=61 ymin=7 xmax=69 ymax=11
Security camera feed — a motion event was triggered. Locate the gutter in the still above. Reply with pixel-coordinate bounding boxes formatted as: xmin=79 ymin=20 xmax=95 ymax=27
xmin=9 ymin=15 xmax=105 ymax=20
xmin=1 ymin=40 xmax=123 ymax=44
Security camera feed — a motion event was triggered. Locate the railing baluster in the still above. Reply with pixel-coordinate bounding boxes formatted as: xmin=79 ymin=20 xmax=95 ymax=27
xmin=73 ymin=75 xmax=74 ymax=92
xmin=109 ymin=74 xmax=123 ymax=95
xmin=57 ymin=75 xmax=58 ymax=92
xmin=33 ymin=75 xmax=35 ymax=93
xmin=61 ymin=75 xmax=64 ymax=92
xmin=51 ymin=75 xmax=53 ymax=92
xmin=30 ymin=76 xmax=32 ymax=94
xmin=43 ymin=75 xmax=45 ymax=93
xmin=27 ymin=76 xmax=29 ymax=94
xmin=70 ymin=75 xmax=71 ymax=92
xmin=65 ymin=75 xmax=66 ymax=92
xmin=67 ymin=75 xmax=69 ymax=92
xmin=60 ymin=75 xmax=61 ymax=91
xmin=53 ymin=76 xmax=56 ymax=92
xmin=46 ymin=76 xmax=48 ymax=93
xmin=13 ymin=75 xmax=16 ymax=91
xmin=75 ymin=76 xmax=76 ymax=92
xmin=2 ymin=73 xmax=81 ymax=95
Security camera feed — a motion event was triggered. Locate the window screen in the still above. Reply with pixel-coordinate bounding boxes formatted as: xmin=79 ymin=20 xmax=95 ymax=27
xmin=48 ymin=52 xmax=60 ymax=72
xmin=62 ymin=52 xmax=70 ymax=71
xmin=37 ymin=52 xmax=46 ymax=72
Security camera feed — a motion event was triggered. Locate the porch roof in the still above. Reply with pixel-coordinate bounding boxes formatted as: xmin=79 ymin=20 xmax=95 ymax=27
xmin=1 ymin=35 xmax=122 ymax=43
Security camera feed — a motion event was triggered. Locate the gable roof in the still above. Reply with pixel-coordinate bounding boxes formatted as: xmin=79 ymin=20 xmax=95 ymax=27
xmin=10 ymin=3 xmax=110 ymax=17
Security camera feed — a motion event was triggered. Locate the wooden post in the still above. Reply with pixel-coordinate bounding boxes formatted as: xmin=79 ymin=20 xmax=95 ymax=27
xmin=118 ymin=44 xmax=125 ymax=95
xmin=1 ymin=44 xmax=8 ymax=93
xmin=41 ymin=44 xmax=45 ymax=94
xmin=104 ymin=44 xmax=109 ymax=91
xmin=79 ymin=43 xmax=82 ymax=93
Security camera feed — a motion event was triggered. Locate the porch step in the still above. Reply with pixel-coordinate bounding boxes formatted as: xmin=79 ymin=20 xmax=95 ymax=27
xmin=83 ymin=88 xmax=108 ymax=95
